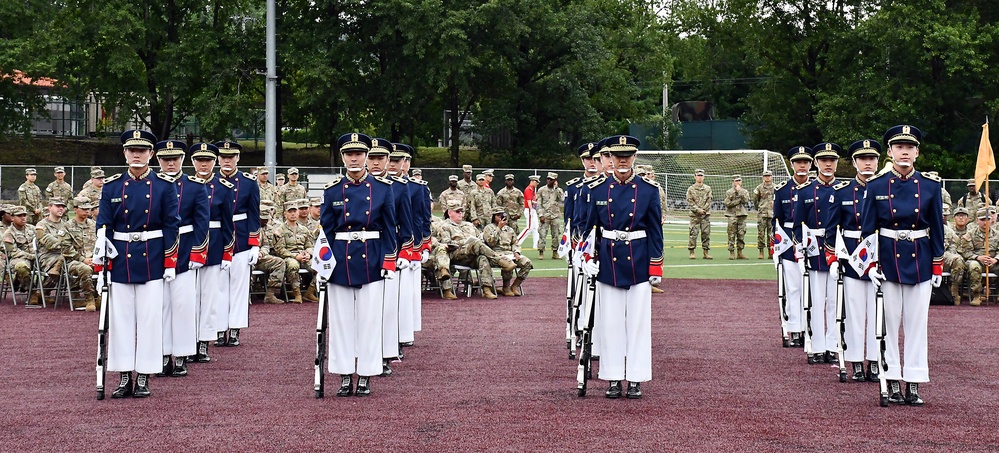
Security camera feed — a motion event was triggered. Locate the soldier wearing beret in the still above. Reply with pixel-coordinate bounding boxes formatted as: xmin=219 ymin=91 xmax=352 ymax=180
xmin=18 ymin=168 xmax=43 ymax=224
xmin=216 ymin=140 xmax=261 ymax=347
xmin=793 ymin=142 xmax=842 ymax=364
xmin=46 ymin=167 xmax=75 ymax=209
xmin=578 ymin=135 xmax=663 ymax=399
xmin=321 ymin=133 xmax=398 ymax=397
xmin=773 ymin=146 xmax=813 ymax=347
xmin=824 ymin=139 xmax=882 ymax=381
xmin=155 ymin=140 xmax=210 ymax=374
xmin=536 ymin=172 xmax=565 ymax=260
xmin=724 ymin=175 xmax=751 ymax=260
xmin=98 ymin=129 xmax=180 ymax=398
xmin=686 ymin=168 xmax=712 ymax=259
xmin=861 ymin=125 xmax=944 ymax=405
xmin=752 ymin=170 xmax=776 ymax=259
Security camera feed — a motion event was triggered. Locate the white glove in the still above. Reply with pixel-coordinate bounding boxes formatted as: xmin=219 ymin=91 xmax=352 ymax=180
xmin=421 ymin=250 xmax=429 ymax=263
xmin=649 ymin=276 xmax=662 ymax=285
xmin=931 ymin=274 xmax=942 ymax=288
xmin=396 ymin=258 xmax=410 ymax=270
xmin=381 ymin=269 xmax=396 ymax=280
xmin=582 ymin=260 xmax=599 ymax=277
xmin=409 ymin=260 xmax=421 ymax=271
xmin=93 ymin=255 xmax=105 ymax=267
xmin=248 ymin=246 xmax=260 ymax=265
xmin=221 ymin=260 xmax=231 ymax=272
xmin=95 ymin=272 xmax=106 ymax=291
xmin=794 ymin=244 xmax=804 ymax=262
xmin=828 ymin=261 xmax=839 ymax=280
xmin=572 ymin=251 xmax=583 ymax=269
xmin=189 ymin=261 xmax=204 ymax=271
xmin=163 ymin=268 xmax=176 ymax=282
xmin=868 ymin=267 xmax=886 ymax=288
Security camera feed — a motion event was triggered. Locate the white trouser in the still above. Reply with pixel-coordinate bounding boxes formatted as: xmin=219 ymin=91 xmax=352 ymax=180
xmin=843 ymin=276 xmax=877 ymax=363
xmin=882 ymin=280 xmax=930 ymax=383
xmin=782 ymin=259 xmax=804 ymax=332
xmin=382 ymin=275 xmax=401 ymax=359
xmin=219 ymin=250 xmax=252 ymax=332
xmin=328 ymin=280 xmax=385 ymax=377
xmin=163 ymin=270 xmax=197 ymax=357
xmin=413 ymin=264 xmax=422 ymax=332
xmin=399 ymin=266 xmax=416 ymax=343
xmin=197 ymin=265 xmax=222 ymax=341
xmin=108 ymin=280 xmax=164 ymax=374
xmin=807 ymin=270 xmax=837 ymax=353
xmin=595 ymin=281 xmax=652 ymax=382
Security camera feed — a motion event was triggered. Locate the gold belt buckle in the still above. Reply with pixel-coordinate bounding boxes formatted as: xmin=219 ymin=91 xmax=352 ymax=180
xmin=897 ymin=231 xmax=910 ymax=241
xmin=616 ymin=231 xmax=628 ymax=241
xmin=130 ymin=232 xmax=141 ymax=242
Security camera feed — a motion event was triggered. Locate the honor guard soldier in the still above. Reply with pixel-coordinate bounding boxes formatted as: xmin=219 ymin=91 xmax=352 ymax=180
xmin=571 ymin=142 xmax=607 ymax=351
xmin=580 ymin=135 xmax=663 ymax=399
xmin=686 ymin=168 xmax=712 ymax=259
xmin=861 ymin=125 xmax=944 ymax=405
xmin=97 ymin=129 xmax=180 ymax=398
xmin=752 ymin=170 xmax=776 ymax=259
xmin=46 ymin=167 xmax=75 ymax=208
xmin=189 ymin=143 xmax=235 ymax=358
xmin=793 ymin=142 xmax=841 ymax=364
xmin=396 ymin=142 xmax=432 ymax=344
xmin=774 ymin=146 xmax=813 ymax=347
xmin=536 ymin=172 xmax=565 ymax=259
xmin=155 ymin=140 xmax=210 ymax=375
xmin=216 ymin=140 xmax=261 ymax=347
xmin=724 ymin=175 xmax=751 ymax=260
xmin=495 ymin=174 xmax=526 ymax=235
xmin=321 ymin=133 xmax=398 ymax=397
xmin=18 ymin=168 xmax=43 ymax=224
xmin=825 ymin=140 xmax=881 ymax=381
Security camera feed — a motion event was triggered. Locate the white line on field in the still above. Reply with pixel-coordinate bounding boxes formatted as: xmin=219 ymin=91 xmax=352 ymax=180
xmin=528 ymin=262 xmax=774 ymax=272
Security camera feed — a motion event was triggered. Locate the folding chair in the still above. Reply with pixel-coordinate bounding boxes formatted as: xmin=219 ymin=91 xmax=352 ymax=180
xmin=3 ymin=259 xmax=31 ymax=305
xmin=28 ymin=256 xmax=75 ymax=309
xmin=452 ymin=264 xmax=481 ymax=298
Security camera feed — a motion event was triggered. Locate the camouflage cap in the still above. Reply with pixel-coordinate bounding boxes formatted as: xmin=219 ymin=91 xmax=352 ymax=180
xmin=284 ymin=200 xmax=299 ymax=211
xmin=953 ymin=206 xmax=969 ymax=216
xmin=446 ymin=199 xmax=463 ymax=211
xmin=310 ymin=197 xmax=322 ymax=207
xmin=476 ymin=174 xmax=486 ymax=181
xmin=942 ymin=203 xmax=951 ymax=216
xmin=547 ymin=172 xmax=558 ymax=180
xmin=296 ymin=198 xmax=310 ymax=208
xmin=261 ymin=199 xmax=275 ymax=209
xmin=256 ymin=166 xmax=269 ymax=174
xmin=48 ymin=197 xmax=67 ymax=206
xmin=694 ymin=169 xmax=705 ymax=176
xmin=491 ymin=206 xmax=506 ymax=216
xmin=25 ymin=168 xmax=37 ymax=175
xmin=732 ymin=174 xmax=742 ymax=181
xmin=448 ymin=175 xmax=459 ymax=182
xmin=762 ymin=170 xmax=773 ymax=176
xmin=0 ymin=204 xmax=9 ymax=214
xmin=73 ymin=196 xmax=94 ymax=209
xmin=259 ymin=205 xmax=272 ymax=220
xmin=412 ymin=169 xmax=422 ymax=176
xmin=91 ymin=169 xmax=105 ymax=179
xmin=288 ymin=167 xmax=300 ymax=175
xmin=9 ymin=205 xmax=27 ymax=216
xmin=462 ymin=165 xmax=473 ymax=173
xmin=54 ymin=166 xmax=65 ymax=173
xmin=977 ymin=207 xmax=990 ymax=219
xmin=276 ymin=173 xmax=286 ymax=181
xmin=505 ymin=174 xmax=515 ymax=180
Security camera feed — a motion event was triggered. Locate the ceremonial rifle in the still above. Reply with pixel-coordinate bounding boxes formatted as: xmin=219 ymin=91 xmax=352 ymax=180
xmin=776 ymin=259 xmax=789 ymax=348
xmin=874 ymin=285 xmax=889 ymax=407
xmin=566 ymin=248 xmax=576 ymax=359
xmin=94 ymin=226 xmax=115 ymax=400
xmin=576 ymin=226 xmax=600 ymax=397
xmin=314 ymin=277 xmax=329 ymax=398
xmin=835 ymin=261 xmax=847 ymax=382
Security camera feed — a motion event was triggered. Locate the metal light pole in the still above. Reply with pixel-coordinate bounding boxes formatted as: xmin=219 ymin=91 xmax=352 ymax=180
xmin=264 ymin=0 xmax=277 ymax=180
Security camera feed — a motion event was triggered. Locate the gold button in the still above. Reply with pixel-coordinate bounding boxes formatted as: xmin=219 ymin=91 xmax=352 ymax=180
xmin=894 ymin=223 xmax=898 ymax=226
xmin=366 ymin=197 xmax=371 ymax=201
xmin=631 ymin=199 xmax=636 ymax=202
xmin=627 ymin=256 xmax=631 ymax=260
xmin=609 ymin=198 xmax=613 ymax=202
xmin=856 ymin=213 xmax=861 ymax=217
xmin=896 ymin=254 xmax=901 ymax=258
xmin=890 ymin=194 xmax=894 ymax=198
xmin=817 ymin=210 xmax=821 ymax=213
xmin=125 ymin=210 xmax=129 ymax=214
xmin=613 ymin=257 xmax=617 ymax=261
xmin=912 ymin=254 xmax=916 ymax=258
xmin=145 ymin=210 xmax=149 ymax=213
xmin=147 ymin=181 xmax=151 ymax=185
xmin=625 ymin=227 xmax=630 ymax=231
xmin=347 ymin=256 xmax=351 ymax=260
xmin=890 ymin=179 xmax=895 ymax=183
xmin=366 ymin=183 xmax=370 ymax=187
xmin=127 ymin=254 xmax=132 ymax=258
xmin=346 ymin=213 xmax=350 ymax=216
xmin=365 ymin=211 xmax=370 ymax=215
xmin=362 ymin=254 xmax=366 ymax=258
xmin=142 ymin=253 xmax=146 ymax=257
xmin=629 ymin=213 xmax=634 ymax=217
xmin=124 ymin=195 xmax=129 ymax=199
xmin=892 ymin=209 xmax=897 ymax=213
xmin=915 ymin=194 xmax=919 ymax=198
xmin=345 ymin=198 xmax=349 ymax=202
xmin=914 ymin=209 xmax=919 ymax=213
xmin=610 ymin=185 xmax=615 ymax=189
xmin=127 ymin=225 xmax=130 ymax=228
xmin=611 ymin=214 xmax=615 ymax=217
xmin=146 ymin=194 xmax=150 ymax=198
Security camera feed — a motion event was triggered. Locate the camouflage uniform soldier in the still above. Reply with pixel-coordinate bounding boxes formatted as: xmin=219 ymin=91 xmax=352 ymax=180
xmin=958 ymin=207 xmax=999 ymax=306
xmin=80 ymin=166 xmax=102 ymax=191
xmin=273 ymin=201 xmax=317 ymax=303
xmin=495 ymin=174 xmax=525 ymax=235
xmin=77 ymin=168 xmax=105 ymax=208
xmin=687 ymin=168 xmax=713 ymax=259
xmin=924 ymin=172 xmax=951 ymax=209
xmin=957 ymin=179 xmax=991 ymax=219
xmin=18 ymin=168 xmax=44 ymax=224
xmin=64 ymin=197 xmax=99 ymax=311
xmin=35 ymin=197 xmax=95 ymax=308
xmin=944 ymin=206 xmax=968 ymax=304
xmin=438 ymin=175 xmax=466 ymax=215
xmin=437 ymin=200 xmax=516 ymax=299
xmin=297 ymin=198 xmax=320 ymax=241
xmin=724 ymin=175 xmax=750 ymax=259
xmin=2 ymin=206 xmax=33 ymax=295
xmin=457 ymin=165 xmax=476 ymax=197
xmin=46 ymin=167 xmax=75 ymax=208
xmin=482 ymin=207 xmax=532 ymax=296
xmin=254 ymin=202 xmax=286 ymax=304
xmin=426 ymin=215 xmax=458 ymax=300
xmin=470 ymin=174 xmax=494 ymax=228
xmin=256 ymin=166 xmax=279 ymax=204
xmin=752 ymin=170 xmax=776 ymax=259
xmin=276 ymin=167 xmax=307 ymax=208
xmin=536 ymin=172 xmax=565 ymax=259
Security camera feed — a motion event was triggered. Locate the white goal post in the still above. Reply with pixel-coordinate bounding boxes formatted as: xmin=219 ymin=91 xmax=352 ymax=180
xmin=636 ymin=149 xmax=790 ymax=225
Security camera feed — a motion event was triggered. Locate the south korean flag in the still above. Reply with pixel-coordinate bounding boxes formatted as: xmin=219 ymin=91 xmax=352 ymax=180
xmin=849 ymin=234 xmax=879 ymax=276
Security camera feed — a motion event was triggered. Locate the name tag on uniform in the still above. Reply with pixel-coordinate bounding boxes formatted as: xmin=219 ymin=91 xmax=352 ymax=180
xmin=842 ymin=201 xmax=854 ymax=206
xmin=111 ymin=197 xmax=122 ymax=203
xmin=804 ymin=198 xmax=814 ymax=204
xmin=330 ymin=201 xmax=344 ymax=207
xmin=596 ymin=201 xmax=607 ymax=206
xmin=875 ymin=195 xmax=889 ymax=200
xmin=781 ymin=199 xmax=791 ymax=204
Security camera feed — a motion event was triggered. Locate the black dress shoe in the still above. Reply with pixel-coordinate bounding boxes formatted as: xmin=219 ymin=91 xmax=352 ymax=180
xmin=887 ymin=380 xmax=905 ymax=404
xmin=336 ymin=375 xmax=353 ymax=397
xmin=380 ymin=361 xmax=393 ymax=377
xmin=866 ymin=362 xmax=880 ymax=382
xmin=111 ymin=372 xmax=133 ymax=399
xmin=626 ymin=382 xmax=642 ymax=399
xmin=605 ymin=381 xmax=622 ymax=399
xmin=156 ymin=356 xmax=172 ymax=377
xmin=851 ymin=363 xmax=866 ymax=381
xmin=194 ymin=341 xmax=211 ymax=363
xmin=132 ymin=374 xmax=150 ymax=398
xmin=214 ymin=331 xmax=227 ymax=347
xmin=825 ymin=351 xmax=838 ymax=364
xmin=905 ymin=382 xmax=924 ymax=406
xmin=227 ymin=329 xmax=240 ymax=347
xmin=400 ymin=341 xmax=414 ymax=347
xmin=355 ymin=376 xmax=371 ymax=396
xmin=172 ymin=358 xmax=188 ymax=377
xmin=807 ymin=353 xmax=820 ymax=364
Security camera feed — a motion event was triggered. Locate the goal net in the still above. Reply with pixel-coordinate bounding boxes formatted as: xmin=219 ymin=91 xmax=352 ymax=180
xmin=637 ymin=150 xmax=790 ymax=225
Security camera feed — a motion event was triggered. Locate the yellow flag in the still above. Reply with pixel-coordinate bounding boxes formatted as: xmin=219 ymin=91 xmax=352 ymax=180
xmin=975 ymin=122 xmax=996 ymax=191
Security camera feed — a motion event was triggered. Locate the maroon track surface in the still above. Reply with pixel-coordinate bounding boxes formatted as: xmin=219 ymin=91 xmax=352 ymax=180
xmin=1 ymin=278 xmax=998 ymax=451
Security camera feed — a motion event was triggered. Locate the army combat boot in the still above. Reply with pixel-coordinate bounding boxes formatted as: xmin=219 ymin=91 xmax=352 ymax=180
xmin=441 ymin=288 xmax=458 ymax=300
xmin=552 ymin=250 xmax=558 ymax=260
xmin=737 ymin=248 xmax=748 ymax=260
xmin=501 ymin=278 xmax=514 ymax=297
xmin=729 ymin=250 xmax=736 ymax=260
xmin=291 ymin=287 xmax=303 ymax=304
xmin=482 ymin=285 xmax=498 ymax=299
xmin=538 ymin=249 xmax=545 ymax=260
xmin=264 ymin=285 xmax=284 ymax=304
xmin=85 ymin=292 xmax=97 ymax=312
xmin=689 ymin=250 xmax=696 ymax=260
xmin=970 ymin=292 xmax=982 ymax=306
xmin=950 ymin=282 xmax=961 ymax=305
xmin=758 ymin=249 xmax=765 ymax=260
xmin=303 ymin=283 xmax=319 ymax=303
xmin=511 ymin=277 xmax=525 ymax=296
xmin=703 ymin=250 xmax=713 ymax=260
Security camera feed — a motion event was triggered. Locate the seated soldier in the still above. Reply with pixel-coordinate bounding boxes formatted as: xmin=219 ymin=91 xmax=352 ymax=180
xmin=64 ymin=196 xmax=99 ymax=311
xmin=958 ymin=207 xmax=999 ymax=306
xmin=254 ymin=202 xmax=287 ymax=304
xmin=3 ymin=206 xmax=34 ymax=295
xmin=35 ymin=197 xmax=95 ymax=308
xmin=296 ymin=198 xmax=320 ymax=300
xmin=943 ymin=206 xmax=968 ymax=304
xmin=482 ymin=207 xmax=533 ymax=296
xmin=435 ymin=199 xmax=516 ymax=299
xmin=425 ymin=215 xmax=459 ymax=300
xmin=273 ymin=201 xmax=318 ymax=303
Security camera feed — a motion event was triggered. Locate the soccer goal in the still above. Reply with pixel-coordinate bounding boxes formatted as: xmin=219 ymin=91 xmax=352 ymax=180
xmin=637 ymin=149 xmax=790 ymax=225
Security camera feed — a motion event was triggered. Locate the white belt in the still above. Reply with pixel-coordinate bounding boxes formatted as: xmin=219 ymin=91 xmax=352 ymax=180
xmin=601 ymin=229 xmax=647 ymax=241
xmin=233 ymin=213 xmax=248 ymax=221
xmin=334 ymin=231 xmax=380 ymax=241
xmin=179 ymin=225 xmax=194 ymax=234
xmin=209 ymin=221 xmax=222 ymax=229
xmin=112 ymin=230 xmax=163 ymax=242
xmin=842 ymin=230 xmax=862 ymax=239
xmin=880 ymin=228 xmax=929 ymax=241
xmin=810 ymin=228 xmax=826 ymax=237
xmin=783 ymin=222 xmax=793 ymax=228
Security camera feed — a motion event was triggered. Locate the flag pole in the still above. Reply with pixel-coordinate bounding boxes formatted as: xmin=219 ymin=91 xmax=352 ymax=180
xmin=985 ymin=116 xmax=992 ymax=305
